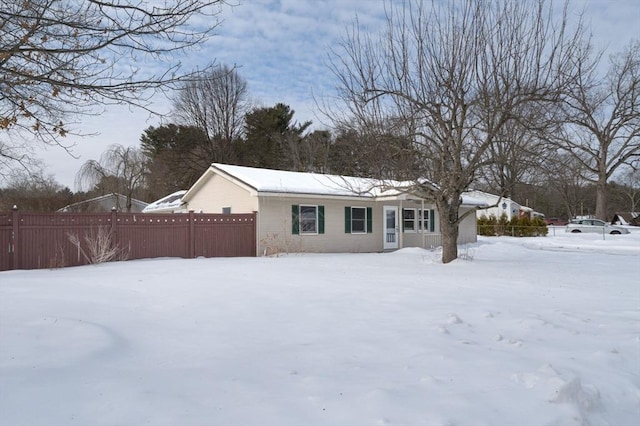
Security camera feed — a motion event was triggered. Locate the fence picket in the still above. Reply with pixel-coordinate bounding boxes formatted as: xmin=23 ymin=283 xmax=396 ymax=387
xmin=0 ymin=210 xmax=257 ymax=271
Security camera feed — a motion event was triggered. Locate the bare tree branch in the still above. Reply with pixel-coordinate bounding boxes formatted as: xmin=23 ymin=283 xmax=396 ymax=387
xmin=327 ymin=0 xmax=589 ymax=263
xmin=1 ymin=0 xmax=230 ymax=176
xmin=75 ymin=144 xmax=148 ymax=211
xmin=555 ymin=39 xmax=640 ymax=219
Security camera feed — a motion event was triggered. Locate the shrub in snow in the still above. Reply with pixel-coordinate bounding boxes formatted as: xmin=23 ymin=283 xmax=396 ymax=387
xmin=67 ymin=226 xmax=129 ymax=264
xmin=477 ymin=214 xmax=548 ymax=237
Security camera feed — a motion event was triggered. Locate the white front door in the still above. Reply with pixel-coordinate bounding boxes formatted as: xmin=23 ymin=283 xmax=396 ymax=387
xmin=383 ymin=206 xmax=399 ymax=250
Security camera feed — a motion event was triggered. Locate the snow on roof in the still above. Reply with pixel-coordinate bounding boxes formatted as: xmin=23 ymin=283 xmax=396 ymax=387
xmin=58 ymin=193 xmax=148 ymax=212
xmin=460 ymin=195 xmax=489 ymax=207
xmin=209 ymin=163 xmax=489 ymax=206
xmin=213 ymin=163 xmax=399 ymax=197
xmin=142 ymin=190 xmax=187 ymax=213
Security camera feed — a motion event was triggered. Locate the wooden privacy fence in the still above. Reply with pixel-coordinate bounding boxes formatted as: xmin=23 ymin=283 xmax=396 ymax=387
xmin=0 ymin=209 xmax=257 ymax=271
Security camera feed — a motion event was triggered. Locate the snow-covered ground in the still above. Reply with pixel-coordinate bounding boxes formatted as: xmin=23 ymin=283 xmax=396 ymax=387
xmin=1 ymin=232 xmax=639 ymax=426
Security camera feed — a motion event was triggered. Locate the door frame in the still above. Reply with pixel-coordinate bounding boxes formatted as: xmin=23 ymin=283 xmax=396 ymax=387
xmin=383 ymin=205 xmax=399 ymax=250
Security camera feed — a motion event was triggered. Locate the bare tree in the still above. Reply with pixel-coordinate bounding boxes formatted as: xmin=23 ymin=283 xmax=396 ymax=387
xmin=0 ymin=171 xmax=72 ymax=211
xmin=615 ymin=167 xmax=640 ymax=213
xmin=75 ymin=144 xmax=148 ymax=212
xmin=0 ymin=0 xmax=228 ymax=178
xmin=555 ymin=40 xmax=640 ymax=220
xmin=328 ymin=0 xmax=587 ymax=263
xmin=172 ymin=64 xmax=249 ymax=164
xmin=543 ymin=152 xmax=593 ymax=219
xmin=479 ymin=104 xmax=558 ymax=202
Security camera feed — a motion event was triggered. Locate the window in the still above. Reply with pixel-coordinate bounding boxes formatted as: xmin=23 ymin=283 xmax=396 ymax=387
xmin=403 ymin=208 xmax=416 ymax=232
xmin=222 ymin=207 xmax=231 ymax=214
xmin=351 ymin=207 xmax=366 ymax=233
xmin=291 ymin=205 xmax=324 ymax=235
xmin=344 ymin=206 xmax=373 ymax=233
xmin=403 ymin=208 xmax=434 ymax=232
xmin=300 ymin=205 xmax=318 ymax=233
xmin=419 ymin=209 xmax=435 ymax=232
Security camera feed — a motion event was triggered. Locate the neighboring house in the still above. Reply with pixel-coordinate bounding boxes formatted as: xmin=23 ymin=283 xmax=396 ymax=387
xmin=142 ymin=190 xmax=188 ymax=214
xmin=468 ymin=190 xmax=543 ymax=220
xmin=182 ymin=163 xmax=485 ymax=256
xmin=611 ymin=212 xmax=640 ymax=226
xmin=57 ymin=194 xmax=148 ymax=213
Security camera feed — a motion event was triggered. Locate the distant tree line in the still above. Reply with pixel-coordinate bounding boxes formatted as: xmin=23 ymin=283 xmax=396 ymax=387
xmin=2 ymin=55 xmax=639 ymax=219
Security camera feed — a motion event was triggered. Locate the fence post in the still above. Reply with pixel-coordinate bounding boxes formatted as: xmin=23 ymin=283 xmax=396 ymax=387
xmin=189 ymin=210 xmax=195 ymax=258
xmin=110 ymin=207 xmax=118 ymax=246
xmin=11 ymin=205 xmax=19 ymax=270
xmin=253 ymin=211 xmax=258 ymax=257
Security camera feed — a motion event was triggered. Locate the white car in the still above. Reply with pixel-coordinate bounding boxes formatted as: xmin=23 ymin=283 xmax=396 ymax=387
xmin=566 ymin=219 xmax=630 ymax=235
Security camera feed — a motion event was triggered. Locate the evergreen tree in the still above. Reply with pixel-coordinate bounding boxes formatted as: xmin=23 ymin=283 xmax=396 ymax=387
xmin=240 ymin=103 xmax=310 ymax=170
xmin=140 ymin=124 xmax=209 ymax=198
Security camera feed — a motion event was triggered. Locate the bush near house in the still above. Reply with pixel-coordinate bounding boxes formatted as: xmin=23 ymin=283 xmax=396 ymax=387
xmin=478 ymin=214 xmax=548 ymax=237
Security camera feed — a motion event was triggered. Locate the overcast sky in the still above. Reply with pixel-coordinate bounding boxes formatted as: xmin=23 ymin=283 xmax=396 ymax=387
xmin=32 ymin=0 xmax=640 ymax=190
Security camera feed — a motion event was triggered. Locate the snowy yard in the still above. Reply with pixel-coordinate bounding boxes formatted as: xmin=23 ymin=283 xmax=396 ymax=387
xmin=1 ymin=232 xmax=639 ymax=426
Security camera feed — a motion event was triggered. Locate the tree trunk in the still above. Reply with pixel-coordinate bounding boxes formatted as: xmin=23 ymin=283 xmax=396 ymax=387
xmin=439 ymin=200 xmax=460 ymax=264
xmin=441 ymin=219 xmax=459 ymax=264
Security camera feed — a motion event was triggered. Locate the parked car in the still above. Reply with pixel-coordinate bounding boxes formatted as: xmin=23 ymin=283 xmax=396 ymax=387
xmin=545 ymin=217 xmax=569 ymax=226
xmin=566 ymin=219 xmax=630 ymax=234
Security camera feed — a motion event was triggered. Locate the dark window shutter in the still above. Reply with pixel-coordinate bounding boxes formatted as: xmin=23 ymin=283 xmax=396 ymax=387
xmin=429 ymin=209 xmax=435 ymax=232
xmin=344 ymin=206 xmax=351 ymax=233
xmin=292 ymin=205 xmax=299 ymax=234
xmin=401 ymin=208 xmax=406 ymax=231
xmin=366 ymin=207 xmax=373 ymax=233
xmin=318 ymin=205 xmax=325 ymax=234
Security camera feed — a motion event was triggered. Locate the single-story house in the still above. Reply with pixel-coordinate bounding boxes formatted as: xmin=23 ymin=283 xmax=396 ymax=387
xmin=468 ymin=190 xmax=543 ymax=220
xmin=142 ymin=190 xmax=188 ymax=214
xmin=611 ymin=212 xmax=640 ymax=226
xmin=182 ymin=163 xmax=484 ymax=256
xmin=57 ymin=193 xmax=148 ymax=213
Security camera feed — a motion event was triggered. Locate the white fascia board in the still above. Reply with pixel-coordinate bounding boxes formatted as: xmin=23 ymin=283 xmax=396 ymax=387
xmin=257 ymin=191 xmax=376 ymax=202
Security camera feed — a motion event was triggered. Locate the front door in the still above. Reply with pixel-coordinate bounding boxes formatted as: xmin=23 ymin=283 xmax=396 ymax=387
xmin=383 ymin=206 xmax=399 ymax=250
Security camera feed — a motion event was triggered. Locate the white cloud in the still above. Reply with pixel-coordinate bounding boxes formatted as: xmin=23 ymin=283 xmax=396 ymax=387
xmin=29 ymin=0 xmax=639 ymax=189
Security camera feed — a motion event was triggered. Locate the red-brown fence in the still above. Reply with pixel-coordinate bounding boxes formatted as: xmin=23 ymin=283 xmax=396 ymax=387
xmin=0 ymin=210 xmax=257 ymax=271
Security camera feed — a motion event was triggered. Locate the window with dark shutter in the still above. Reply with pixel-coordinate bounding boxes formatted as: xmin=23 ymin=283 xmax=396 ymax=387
xmin=429 ymin=209 xmax=435 ymax=232
xmin=345 ymin=206 xmax=372 ymax=234
xmin=292 ymin=205 xmax=299 ymax=234
xmin=318 ymin=206 xmax=325 ymax=234
xmin=344 ymin=206 xmax=351 ymax=233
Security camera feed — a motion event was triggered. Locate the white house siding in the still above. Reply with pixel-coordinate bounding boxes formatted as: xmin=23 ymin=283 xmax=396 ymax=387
xmin=185 ymin=174 xmax=258 ymax=214
xmin=458 ymin=207 xmax=479 ymax=244
xmin=257 ymin=195 xmax=382 ymax=255
xmin=257 ymin=198 xmax=476 ymax=255
xmin=468 ymin=190 xmax=520 ymax=220
xmin=477 ymin=201 xmax=520 ymax=220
